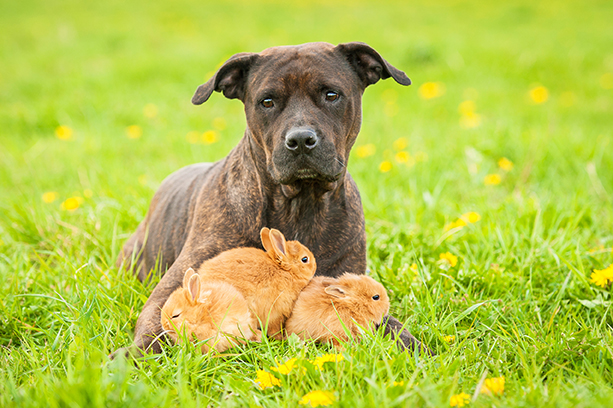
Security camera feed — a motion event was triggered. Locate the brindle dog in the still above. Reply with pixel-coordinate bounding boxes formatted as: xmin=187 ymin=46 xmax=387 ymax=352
xmin=117 ymin=41 xmax=428 ymax=356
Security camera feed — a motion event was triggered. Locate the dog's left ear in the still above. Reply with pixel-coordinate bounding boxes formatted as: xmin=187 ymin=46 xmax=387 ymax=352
xmin=335 ymin=42 xmax=411 ymax=88
xmin=192 ymin=52 xmax=259 ymax=105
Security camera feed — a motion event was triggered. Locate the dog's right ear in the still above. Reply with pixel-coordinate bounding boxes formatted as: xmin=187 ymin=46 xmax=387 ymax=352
xmin=192 ymin=52 xmax=258 ymax=105
xmin=335 ymin=42 xmax=411 ymax=88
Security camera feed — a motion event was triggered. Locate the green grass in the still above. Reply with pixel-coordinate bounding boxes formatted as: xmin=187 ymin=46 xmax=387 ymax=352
xmin=1 ymin=0 xmax=613 ymax=406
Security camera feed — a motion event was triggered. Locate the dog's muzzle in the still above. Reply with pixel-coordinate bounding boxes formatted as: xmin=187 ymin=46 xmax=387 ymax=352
xmin=271 ymin=127 xmax=344 ymax=187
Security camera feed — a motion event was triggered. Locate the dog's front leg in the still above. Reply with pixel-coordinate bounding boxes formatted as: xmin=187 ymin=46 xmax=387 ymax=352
xmin=380 ymin=315 xmax=433 ymax=356
xmin=112 ymin=258 xmax=191 ymax=358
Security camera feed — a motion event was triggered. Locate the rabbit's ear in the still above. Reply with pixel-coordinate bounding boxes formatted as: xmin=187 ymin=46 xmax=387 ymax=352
xmin=325 ymin=285 xmax=347 ymax=298
xmin=260 ymin=227 xmax=274 ymax=254
xmin=183 ymin=267 xmax=196 ymax=288
xmin=321 ymin=278 xmax=338 ymax=287
xmin=198 ymin=289 xmax=213 ymax=304
xmin=269 ymin=229 xmax=288 ymax=261
xmin=187 ymin=274 xmax=200 ymax=303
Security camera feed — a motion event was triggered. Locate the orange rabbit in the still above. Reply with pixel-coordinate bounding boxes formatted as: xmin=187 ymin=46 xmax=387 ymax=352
xmin=284 ymin=273 xmax=390 ymax=346
xmin=195 ymin=227 xmax=317 ymax=338
xmin=161 ymin=268 xmax=259 ymax=353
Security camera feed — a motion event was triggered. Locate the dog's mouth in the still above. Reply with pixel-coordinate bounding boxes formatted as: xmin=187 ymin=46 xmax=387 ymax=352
xmin=275 ymin=166 xmax=344 ymax=199
xmin=279 ymin=167 xmax=343 ymax=185
xmin=269 ymin=136 xmax=345 ymax=188
xmin=294 ymin=168 xmax=326 ymax=180
xmin=274 ymin=155 xmax=345 ymax=184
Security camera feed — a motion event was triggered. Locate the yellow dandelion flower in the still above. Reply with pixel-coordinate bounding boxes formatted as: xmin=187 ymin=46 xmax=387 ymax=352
xmin=355 ymin=144 xmax=376 ymax=158
xmin=498 ymin=157 xmax=514 ymax=172
xmin=55 ymin=125 xmax=73 ymax=140
xmin=379 ymin=161 xmax=392 ymax=173
xmin=590 ymin=270 xmax=609 ymax=287
xmin=484 ymin=174 xmax=501 ymax=185
xmin=393 ymin=137 xmax=408 ymax=151
xmin=410 ymin=263 xmax=418 ymax=272
xmin=440 ymin=252 xmax=458 ymax=267
xmin=310 ymin=353 xmax=344 ymax=370
xmin=460 ymin=212 xmax=481 ymax=224
xmin=588 ymin=245 xmax=605 ymax=254
xmin=444 ymin=219 xmax=467 ymax=231
xmin=395 ymin=151 xmax=412 ymax=164
xmin=449 ymin=392 xmax=470 ymax=407
xmin=254 ymin=370 xmax=280 ymax=390
xmin=590 ymin=265 xmax=613 ymax=287
xmin=559 ymin=91 xmax=576 ymax=107
xmin=212 ymin=117 xmax=227 ymax=130
xmin=83 ymin=189 xmax=93 ymax=198
xmin=419 ymin=82 xmax=445 ymax=99
xmin=600 ymin=73 xmax=613 ymax=90
xmin=202 ymin=130 xmax=218 ymax=144
xmin=270 ymin=358 xmax=298 ymax=375
xmin=298 ymin=390 xmax=335 ymax=407
xmin=444 ymin=222 xmax=456 ymax=232
xmin=42 ymin=191 xmax=59 ymax=203
xmin=529 ymin=85 xmax=549 ymax=104
xmin=186 ymin=131 xmax=200 ymax=144
xmin=126 ymin=125 xmax=142 ymax=139
xmin=459 ymin=111 xmax=482 ymax=129
xmin=143 ymin=103 xmax=158 ymax=119
xmin=392 ymin=380 xmax=405 ymax=387
xmin=443 ymin=335 xmax=456 ymax=343
xmin=481 ymin=376 xmax=505 ymax=396
xmin=448 ymin=220 xmax=461 ymax=231
xmin=458 ymin=100 xmax=476 ymax=115
xmin=60 ymin=197 xmax=83 ymax=211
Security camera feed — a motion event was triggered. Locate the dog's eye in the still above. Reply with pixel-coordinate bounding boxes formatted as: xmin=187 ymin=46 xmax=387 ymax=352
xmin=325 ymin=91 xmax=339 ymax=102
xmin=372 ymin=295 xmax=380 ymax=301
xmin=301 ymin=256 xmax=309 ymax=263
xmin=261 ymin=98 xmax=274 ymax=108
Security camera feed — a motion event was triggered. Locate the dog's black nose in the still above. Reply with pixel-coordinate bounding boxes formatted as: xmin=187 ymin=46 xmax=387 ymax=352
xmin=285 ymin=129 xmax=319 ymax=153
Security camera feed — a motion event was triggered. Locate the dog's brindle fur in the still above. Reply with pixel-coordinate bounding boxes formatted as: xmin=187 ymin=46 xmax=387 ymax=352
xmin=117 ymin=42 xmax=427 ymax=355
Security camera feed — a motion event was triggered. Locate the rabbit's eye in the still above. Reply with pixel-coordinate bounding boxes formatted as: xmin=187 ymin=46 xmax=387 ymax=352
xmin=301 ymin=256 xmax=309 ymax=263
xmin=172 ymin=313 xmax=181 ymax=319
xmin=372 ymin=295 xmax=380 ymax=301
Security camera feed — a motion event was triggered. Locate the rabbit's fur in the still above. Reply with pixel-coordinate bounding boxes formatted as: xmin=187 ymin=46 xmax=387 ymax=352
xmin=194 ymin=227 xmax=316 ymax=338
xmin=161 ymin=270 xmax=259 ymax=353
xmin=284 ymin=273 xmax=390 ymax=345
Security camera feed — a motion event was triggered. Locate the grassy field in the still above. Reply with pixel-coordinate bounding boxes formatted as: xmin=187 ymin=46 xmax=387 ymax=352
xmin=1 ymin=0 xmax=613 ymax=406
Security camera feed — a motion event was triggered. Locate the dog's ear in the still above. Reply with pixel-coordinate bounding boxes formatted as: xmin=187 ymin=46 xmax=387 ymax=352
xmin=192 ymin=52 xmax=258 ymax=105
xmin=335 ymin=42 xmax=411 ymax=88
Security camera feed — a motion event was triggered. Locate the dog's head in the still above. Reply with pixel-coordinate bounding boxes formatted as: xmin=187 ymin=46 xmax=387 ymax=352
xmin=192 ymin=42 xmax=410 ymax=192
